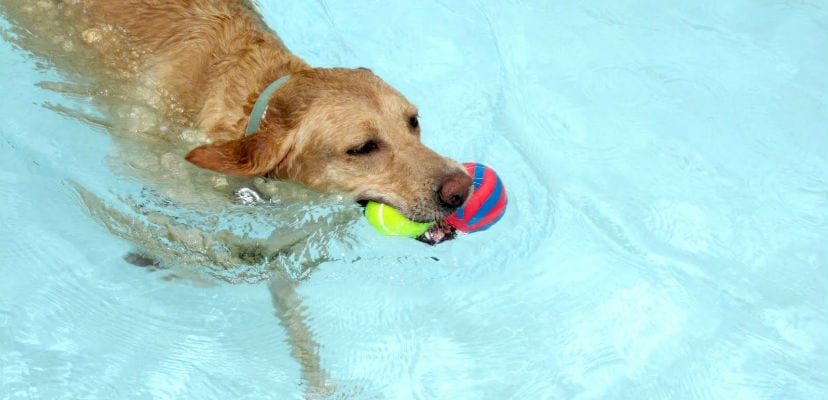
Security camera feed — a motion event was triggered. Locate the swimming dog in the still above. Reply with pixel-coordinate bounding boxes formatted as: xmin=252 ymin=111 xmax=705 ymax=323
xmin=76 ymin=0 xmax=472 ymax=222
xmin=1 ymin=1 xmax=472 ymax=394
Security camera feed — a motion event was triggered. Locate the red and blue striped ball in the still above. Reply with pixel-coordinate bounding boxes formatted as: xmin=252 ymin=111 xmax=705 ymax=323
xmin=445 ymin=162 xmax=507 ymax=233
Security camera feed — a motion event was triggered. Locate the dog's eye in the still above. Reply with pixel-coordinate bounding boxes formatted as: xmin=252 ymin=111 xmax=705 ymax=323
xmin=347 ymin=140 xmax=379 ymax=156
xmin=409 ymin=115 xmax=419 ymax=129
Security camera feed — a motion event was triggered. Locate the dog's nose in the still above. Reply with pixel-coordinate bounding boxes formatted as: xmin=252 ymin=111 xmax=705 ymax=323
xmin=438 ymin=172 xmax=473 ymax=209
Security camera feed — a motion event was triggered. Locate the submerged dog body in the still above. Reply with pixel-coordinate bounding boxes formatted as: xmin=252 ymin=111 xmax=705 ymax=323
xmin=68 ymin=0 xmax=471 ymax=222
xmin=2 ymin=1 xmax=473 ymax=393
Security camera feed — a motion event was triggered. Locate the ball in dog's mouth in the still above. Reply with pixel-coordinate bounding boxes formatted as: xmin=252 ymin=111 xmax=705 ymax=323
xmin=357 ymin=200 xmax=458 ymax=245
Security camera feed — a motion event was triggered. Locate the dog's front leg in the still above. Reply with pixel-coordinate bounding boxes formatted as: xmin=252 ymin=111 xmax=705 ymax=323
xmin=268 ymin=270 xmax=334 ymax=398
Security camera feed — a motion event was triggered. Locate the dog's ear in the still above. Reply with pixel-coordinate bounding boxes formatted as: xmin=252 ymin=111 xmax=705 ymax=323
xmin=185 ymin=132 xmax=285 ymax=177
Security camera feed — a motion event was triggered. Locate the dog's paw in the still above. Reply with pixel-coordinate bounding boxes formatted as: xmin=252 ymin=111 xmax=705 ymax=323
xmin=123 ymin=252 xmax=162 ymax=270
xmin=233 ymin=187 xmax=268 ymax=205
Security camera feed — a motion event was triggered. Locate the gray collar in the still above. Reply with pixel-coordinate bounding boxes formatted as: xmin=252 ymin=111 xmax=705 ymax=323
xmin=245 ymin=75 xmax=290 ymax=136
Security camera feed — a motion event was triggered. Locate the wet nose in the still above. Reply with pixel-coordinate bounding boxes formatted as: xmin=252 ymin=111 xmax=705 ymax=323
xmin=438 ymin=172 xmax=473 ymax=209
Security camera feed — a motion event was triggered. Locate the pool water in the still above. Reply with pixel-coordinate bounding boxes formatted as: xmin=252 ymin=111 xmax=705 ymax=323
xmin=2 ymin=1 xmax=827 ymax=399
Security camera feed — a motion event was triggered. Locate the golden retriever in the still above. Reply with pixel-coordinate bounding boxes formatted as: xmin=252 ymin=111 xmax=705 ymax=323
xmin=2 ymin=1 xmax=473 ymax=394
xmin=62 ymin=0 xmax=472 ymax=223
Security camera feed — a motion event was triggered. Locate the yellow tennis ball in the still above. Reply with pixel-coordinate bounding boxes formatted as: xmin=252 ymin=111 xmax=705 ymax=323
xmin=364 ymin=201 xmax=434 ymax=238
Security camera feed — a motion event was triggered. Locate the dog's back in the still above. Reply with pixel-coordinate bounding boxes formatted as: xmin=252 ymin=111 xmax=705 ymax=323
xmin=2 ymin=0 xmax=308 ymax=139
xmin=80 ymin=1 xmax=309 ymax=134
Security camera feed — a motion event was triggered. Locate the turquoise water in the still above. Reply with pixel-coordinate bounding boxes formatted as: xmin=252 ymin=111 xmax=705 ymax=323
xmin=2 ymin=1 xmax=827 ymax=399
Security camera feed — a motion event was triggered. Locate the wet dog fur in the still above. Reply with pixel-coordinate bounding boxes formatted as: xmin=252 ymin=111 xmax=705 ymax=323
xmin=1 ymin=1 xmax=474 ymax=395
xmin=71 ymin=0 xmax=472 ymax=222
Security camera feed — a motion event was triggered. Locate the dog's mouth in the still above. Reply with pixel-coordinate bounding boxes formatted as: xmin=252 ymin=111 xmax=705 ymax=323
xmin=417 ymin=219 xmax=457 ymax=245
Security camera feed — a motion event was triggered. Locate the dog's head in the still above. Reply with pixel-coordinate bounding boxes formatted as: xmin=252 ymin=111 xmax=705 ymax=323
xmin=186 ymin=68 xmax=471 ymax=222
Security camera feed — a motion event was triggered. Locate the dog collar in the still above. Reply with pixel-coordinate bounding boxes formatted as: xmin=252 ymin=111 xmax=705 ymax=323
xmin=245 ymin=75 xmax=290 ymax=136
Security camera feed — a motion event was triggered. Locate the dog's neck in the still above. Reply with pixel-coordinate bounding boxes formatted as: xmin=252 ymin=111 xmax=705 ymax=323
xmin=192 ymin=24 xmax=309 ymax=141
